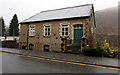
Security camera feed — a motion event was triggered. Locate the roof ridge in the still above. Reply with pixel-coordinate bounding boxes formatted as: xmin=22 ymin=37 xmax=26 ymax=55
xmin=20 ymin=4 xmax=93 ymax=24
xmin=41 ymin=4 xmax=93 ymax=13
xmin=22 ymin=12 xmax=41 ymax=22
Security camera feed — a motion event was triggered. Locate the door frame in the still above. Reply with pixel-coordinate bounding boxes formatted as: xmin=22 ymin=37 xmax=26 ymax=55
xmin=72 ymin=24 xmax=84 ymax=44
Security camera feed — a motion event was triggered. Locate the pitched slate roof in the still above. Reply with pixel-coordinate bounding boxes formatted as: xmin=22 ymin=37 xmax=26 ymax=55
xmin=20 ymin=4 xmax=93 ymax=24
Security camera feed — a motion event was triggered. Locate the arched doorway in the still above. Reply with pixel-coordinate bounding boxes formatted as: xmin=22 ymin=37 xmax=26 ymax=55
xmin=29 ymin=44 xmax=34 ymax=50
xmin=73 ymin=24 xmax=83 ymax=45
xmin=44 ymin=45 xmax=49 ymax=52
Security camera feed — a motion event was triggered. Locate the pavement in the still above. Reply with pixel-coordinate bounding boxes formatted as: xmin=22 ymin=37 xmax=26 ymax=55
xmin=0 ymin=48 xmax=120 ymax=68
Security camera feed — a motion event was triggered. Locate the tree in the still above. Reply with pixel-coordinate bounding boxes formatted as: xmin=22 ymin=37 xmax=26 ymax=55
xmin=0 ymin=17 xmax=5 ymax=36
xmin=9 ymin=14 xmax=19 ymax=36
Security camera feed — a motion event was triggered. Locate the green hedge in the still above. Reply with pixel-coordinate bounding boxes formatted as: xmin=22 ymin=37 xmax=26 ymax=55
xmin=82 ymin=48 xmax=102 ymax=57
xmin=100 ymin=48 xmax=120 ymax=58
xmin=83 ymin=48 xmax=120 ymax=58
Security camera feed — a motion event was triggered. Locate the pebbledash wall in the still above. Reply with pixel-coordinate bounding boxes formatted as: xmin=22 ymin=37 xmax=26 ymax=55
xmin=19 ymin=4 xmax=96 ymax=52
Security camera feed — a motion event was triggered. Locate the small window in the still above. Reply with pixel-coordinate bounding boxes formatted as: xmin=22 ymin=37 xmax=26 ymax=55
xmin=29 ymin=25 xmax=35 ymax=36
xmin=44 ymin=25 xmax=50 ymax=36
xmin=62 ymin=24 xmax=68 ymax=36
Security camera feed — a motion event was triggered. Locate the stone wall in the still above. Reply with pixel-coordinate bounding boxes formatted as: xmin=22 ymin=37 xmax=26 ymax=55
xmin=2 ymin=40 xmax=19 ymax=48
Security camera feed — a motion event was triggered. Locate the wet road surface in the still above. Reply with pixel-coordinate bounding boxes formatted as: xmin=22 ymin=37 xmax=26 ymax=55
xmin=1 ymin=48 xmax=119 ymax=67
xmin=2 ymin=52 xmax=119 ymax=73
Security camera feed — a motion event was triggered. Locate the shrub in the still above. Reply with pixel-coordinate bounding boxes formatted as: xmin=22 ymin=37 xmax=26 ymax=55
xmin=101 ymin=48 xmax=120 ymax=58
xmin=82 ymin=40 xmax=120 ymax=58
xmin=99 ymin=40 xmax=120 ymax=58
xmin=83 ymin=48 xmax=102 ymax=57
xmin=83 ymin=48 xmax=120 ymax=58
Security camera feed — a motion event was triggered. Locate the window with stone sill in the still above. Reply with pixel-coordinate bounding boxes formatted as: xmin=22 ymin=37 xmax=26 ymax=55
xmin=62 ymin=24 xmax=68 ymax=36
xmin=29 ymin=25 xmax=35 ymax=36
xmin=44 ymin=25 xmax=50 ymax=36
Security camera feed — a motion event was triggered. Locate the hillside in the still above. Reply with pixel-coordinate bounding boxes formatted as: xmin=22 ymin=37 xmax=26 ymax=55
xmin=95 ymin=6 xmax=118 ymax=35
xmin=95 ymin=6 xmax=118 ymax=48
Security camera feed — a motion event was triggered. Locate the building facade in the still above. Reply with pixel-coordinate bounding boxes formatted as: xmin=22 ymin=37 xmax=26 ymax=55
xmin=19 ymin=4 xmax=96 ymax=52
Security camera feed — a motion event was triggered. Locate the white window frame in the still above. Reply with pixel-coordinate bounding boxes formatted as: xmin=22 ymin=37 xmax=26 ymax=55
xmin=62 ymin=24 xmax=68 ymax=36
xmin=44 ymin=25 xmax=51 ymax=36
xmin=29 ymin=25 xmax=35 ymax=36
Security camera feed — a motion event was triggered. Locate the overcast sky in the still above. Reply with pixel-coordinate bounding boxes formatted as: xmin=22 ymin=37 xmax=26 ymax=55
xmin=0 ymin=0 xmax=119 ymax=27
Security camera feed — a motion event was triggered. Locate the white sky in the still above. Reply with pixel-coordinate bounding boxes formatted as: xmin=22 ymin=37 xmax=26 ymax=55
xmin=0 ymin=0 xmax=119 ymax=27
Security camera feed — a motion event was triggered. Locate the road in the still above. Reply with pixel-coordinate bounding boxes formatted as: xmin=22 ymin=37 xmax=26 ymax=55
xmin=2 ymin=51 xmax=119 ymax=73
